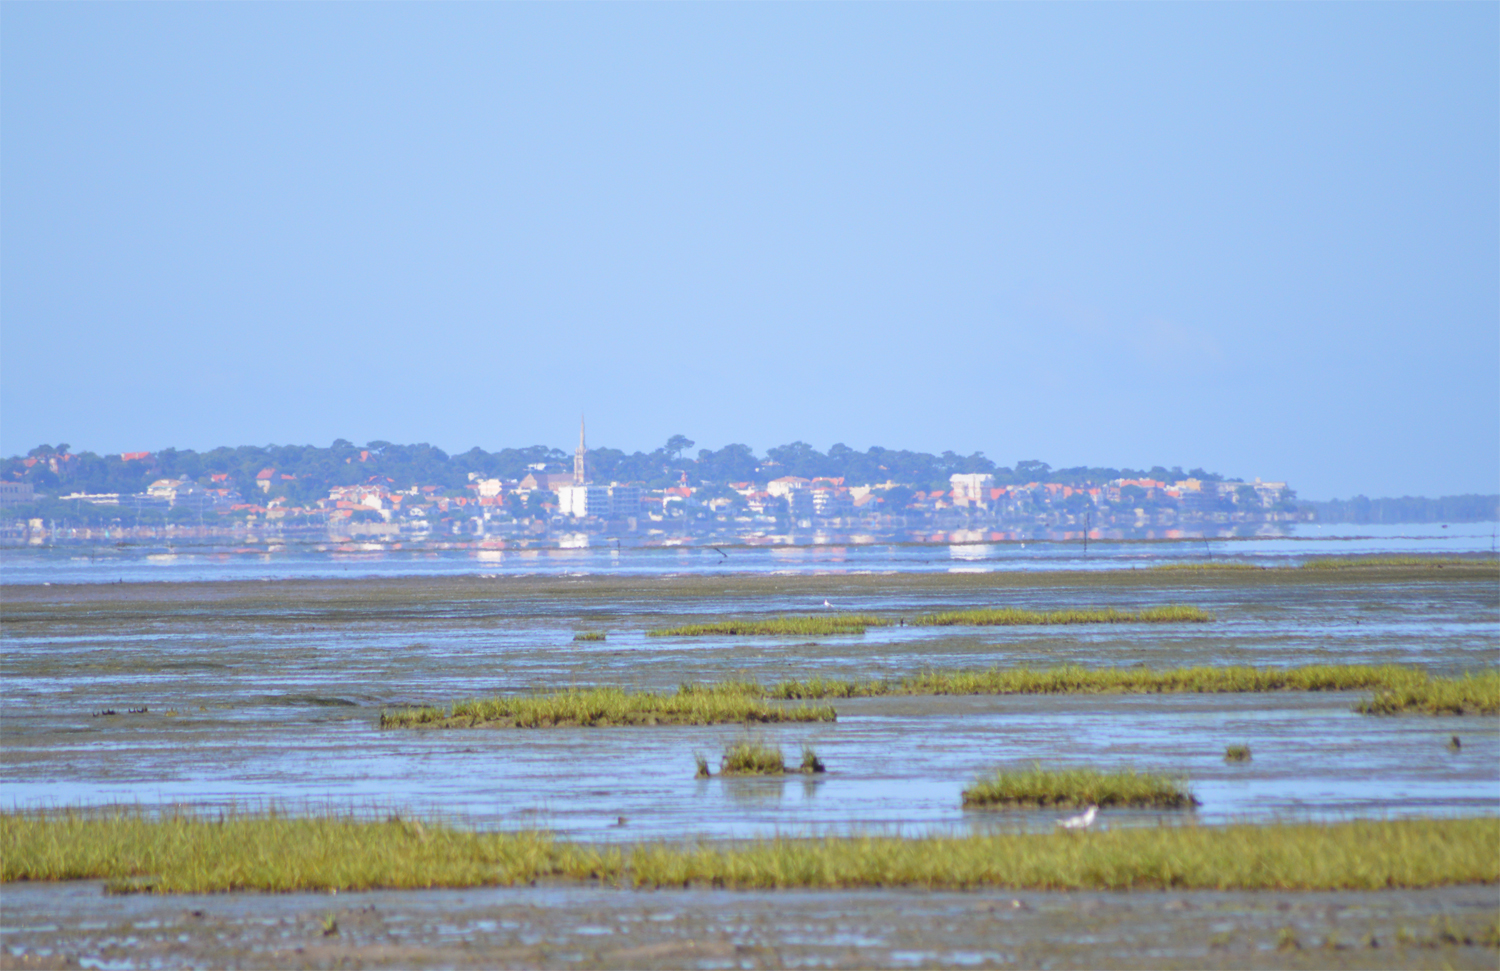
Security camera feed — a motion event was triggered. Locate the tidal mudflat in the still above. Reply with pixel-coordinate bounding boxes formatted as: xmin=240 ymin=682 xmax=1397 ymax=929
xmin=3 ymin=561 xmax=1497 ymax=968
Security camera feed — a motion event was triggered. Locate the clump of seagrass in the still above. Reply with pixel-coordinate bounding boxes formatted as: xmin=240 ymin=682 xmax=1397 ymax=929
xmin=694 ymin=752 xmax=712 ymax=778
xmin=379 ymin=684 xmax=835 ymax=729
xmin=769 ymin=663 xmax=1422 ymax=701
xmin=912 ymin=605 xmax=1213 ymax=627
xmin=712 ymin=740 xmax=826 ymax=775
xmin=1224 ymin=745 xmax=1252 ymax=763
xmin=572 ymin=632 xmax=606 ymax=642
xmin=1301 ymin=555 xmax=1499 ymax=570
xmin=720 ymin=740 xmax=785 ymax=775
xmin=962 ymin=764 xmax=1198 ymax=809
xmin=648 ymin=615 xmax=885 ymax=637
xmin=1355 ymin=671 xmax=1499 ymax=716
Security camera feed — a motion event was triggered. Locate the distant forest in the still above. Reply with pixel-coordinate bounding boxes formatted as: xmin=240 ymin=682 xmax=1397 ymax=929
xmin=1301 ymin=494 xmax=1500 ymax=525
xmin=3 ymin=438 xmax=1227 ymax=501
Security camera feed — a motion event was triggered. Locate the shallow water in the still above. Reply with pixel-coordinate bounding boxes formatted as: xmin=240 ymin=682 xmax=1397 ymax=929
xmin=3 ymin=523 xmax=1496 ymax=586
xmin=3 ymin=569 xmax=1496 ymax=840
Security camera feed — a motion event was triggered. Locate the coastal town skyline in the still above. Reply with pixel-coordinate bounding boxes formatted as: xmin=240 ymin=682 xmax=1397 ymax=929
xmin=6 ymin=433 xmax=1495 ymax=551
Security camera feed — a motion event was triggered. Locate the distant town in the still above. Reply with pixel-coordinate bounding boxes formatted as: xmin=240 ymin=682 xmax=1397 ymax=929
xmin=2 ymin=430 xmax=1493 ymax=548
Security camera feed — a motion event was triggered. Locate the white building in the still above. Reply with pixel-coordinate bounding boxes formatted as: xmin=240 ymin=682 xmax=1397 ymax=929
xmin=557 ymin=484 xmax=610 ymax=519
xmin=767 ymin=476 xmax=810 ymax=498
xmin=559 ymin=483 xmax=641 ymax=519
xmin=949 ymin=473 xmax=995 ymax=505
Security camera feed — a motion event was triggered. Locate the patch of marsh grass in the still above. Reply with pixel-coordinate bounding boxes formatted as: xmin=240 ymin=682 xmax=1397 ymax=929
xmin=1150 ymin=562 xmax=1267 ymax=572
xmin=572 ymin=631 xmax=606 ymax=642
xmin=1224 ymin=745 xmax=1252 ymax=763
xmin=720 ymin=739 xmax=785 ymax=775
xmin=1301 ymin=555 xmax=1498 ymax=570
xmin=800 ymin=745 xmax=826 ymax=774
xmin=911 ymin=605 xmax=1213 ymax=627
xmin=1355 ymin=670 xmax=1499 ymax=716
xmin=769 ymin=663 xmax=1422 ymax=700
xmin=379 ymin=684 xmax=835 ymax=729
xmin=1151 ymin=555 xmax=1498 ymax=573
xmin=5 ymin=811 xmax=1492 ymax=893
xmin=647 ymin=614 xmax=887 ymax=637
xmin=962 ymin=764 xmax=1198 ymax=809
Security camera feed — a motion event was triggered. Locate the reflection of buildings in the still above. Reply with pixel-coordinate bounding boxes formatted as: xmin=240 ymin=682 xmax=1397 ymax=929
xmin=557 ymin=417 xmax=641 ymax=520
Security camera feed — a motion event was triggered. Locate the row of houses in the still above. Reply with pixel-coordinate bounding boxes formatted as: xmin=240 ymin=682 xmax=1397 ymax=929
xmin=38 ymin=458 xmax=1293 ymax=536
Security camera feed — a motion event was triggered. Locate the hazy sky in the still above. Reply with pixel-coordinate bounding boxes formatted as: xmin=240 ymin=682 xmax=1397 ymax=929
xmin=3 ymin=4 xmax=1495 ymax=499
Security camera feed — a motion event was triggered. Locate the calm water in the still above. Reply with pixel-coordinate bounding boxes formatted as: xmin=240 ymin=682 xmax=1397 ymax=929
xmin=3 ymin=556 xmax=1496 ymax=840
xmin=1 ymin=522 xmax=1495 ymax=586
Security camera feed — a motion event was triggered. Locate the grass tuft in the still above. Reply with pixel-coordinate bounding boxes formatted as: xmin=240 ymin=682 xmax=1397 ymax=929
xmin=693 ymin=752 xmax=712 ymax=778
xmin=3 ymin=811 xmax=1493 ymax=893
xmin=800 ymin=745 xmax=826 ymax=774
xmin=1224 ymin=744 xmax=1252 ymax=763
xmin=962 ymin=764 xmax=1198 ymax=809
xmin=1354 ymin=670 xmax=1499 ymax=716
xmin=647 ymin=615 xmax=886 ymax=637
xmin=572 ymin=631 xmax=606 ymax=642
xmin=1150 ymin=562 xmax=1266 ymax=572
xmin=912 ymin=605 xmax=1213 ymax=627
xmin=381 ymin=665 xmax=1496 ymax=731
xmin=720 ymin=740 xmax=785 ymax=775
xmin=769 ymin=663 xmax=1426 ymax=701
xmin=1300 ymin=555 xmax=1498 ymax=570
xmin=380 ymin=684 xmax=835 ymax=729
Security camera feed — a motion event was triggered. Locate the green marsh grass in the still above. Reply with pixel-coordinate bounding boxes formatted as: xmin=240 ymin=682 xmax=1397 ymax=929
xmin=5 ymin=810 xmax=1493 ymax=893
xmin=1354 ymin=670 xmax=1500 ymax=715
xmin=647 ymin=604 xmax=1217 ymax=637
xmin=768 ymin=663 xmax=1425 ymax=701
xmin=1149 ymin=562 xmax=1267 ymax=572
xmin=572 ymin=631 xmax=606 ymax=642
xmin=380 ymin=684 xmax=835 ymax=729
xmin=1301 ymin=555 xmax=1498 ymax=570
xmin=647 ymin=614 xmax=886 ymax=637
xmin=1149 ymin=555 xmax=1498 ymax=572
xmin=800 ymin=745 xmax=826 ymax=774
xmin=720 ymin=740 xmax=785 ymax=775
xmin=1224 ymin=745 xmax=1252 ymax=763
xmin=962 ymin=764 xmax=1198 ymax=809
xmin=911 ymin=605 xmax=1213 ymax=627
xmin=382 ymin=666 xmax=1494 ymax=729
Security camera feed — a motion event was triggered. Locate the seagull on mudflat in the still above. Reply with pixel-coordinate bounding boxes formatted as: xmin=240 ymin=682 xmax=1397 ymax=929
xmin=822 ymin=599 xmax=833 ymax=608
xmin=1057 ymin=805 xmax=1098 ymax=830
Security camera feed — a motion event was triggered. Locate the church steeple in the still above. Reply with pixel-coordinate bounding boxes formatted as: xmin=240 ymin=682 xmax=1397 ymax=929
xmin=574 ymin=416 xmax=586 ymax=485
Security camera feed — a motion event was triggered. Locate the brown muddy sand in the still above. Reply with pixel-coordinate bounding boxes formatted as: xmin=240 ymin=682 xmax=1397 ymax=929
xmin=2 ymin=881 xmax=1497 ymax=970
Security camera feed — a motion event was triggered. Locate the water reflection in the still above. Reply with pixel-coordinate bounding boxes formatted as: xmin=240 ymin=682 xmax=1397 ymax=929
xmin=2 ymin=522 xmax=1494 ymax=586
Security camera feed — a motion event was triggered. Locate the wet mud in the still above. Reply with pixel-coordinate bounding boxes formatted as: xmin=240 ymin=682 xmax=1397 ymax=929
xmin=2 ymin=881 xmax=1497 ymax=970
xmin=3 ymin=568 xmax=1498 ymax=967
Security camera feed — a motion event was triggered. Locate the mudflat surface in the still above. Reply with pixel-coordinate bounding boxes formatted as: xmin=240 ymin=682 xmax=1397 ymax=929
xmin=3 ymin=567 xmax=1498 ymax=969
xmin=4 ymin=569 xmax=1496 ymax=837
xmin=3 ymin=881 xmax=1498 ymax=970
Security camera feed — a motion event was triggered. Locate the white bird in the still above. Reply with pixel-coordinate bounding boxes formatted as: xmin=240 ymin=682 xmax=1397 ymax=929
xmin=822 ymin=599 xmax=833 ymax=608
xmin=1057 ymin=805 xmax=1098 ymax=830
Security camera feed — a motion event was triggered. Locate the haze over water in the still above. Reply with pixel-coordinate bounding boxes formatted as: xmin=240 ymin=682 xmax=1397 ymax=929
xmin=1 ymin=523 xmax=1493 ymax=586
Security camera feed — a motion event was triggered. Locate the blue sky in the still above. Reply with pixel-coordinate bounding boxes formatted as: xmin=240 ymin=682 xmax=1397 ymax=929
xmin=3 ymin=4 xmax=1495 ymax=499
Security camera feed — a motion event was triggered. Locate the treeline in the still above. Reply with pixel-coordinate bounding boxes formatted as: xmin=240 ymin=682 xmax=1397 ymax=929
xmin=4 ymin=437 xmax=1227 ymax=502
xmin=1303 ymin=494 xmax=1500 ymax=525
